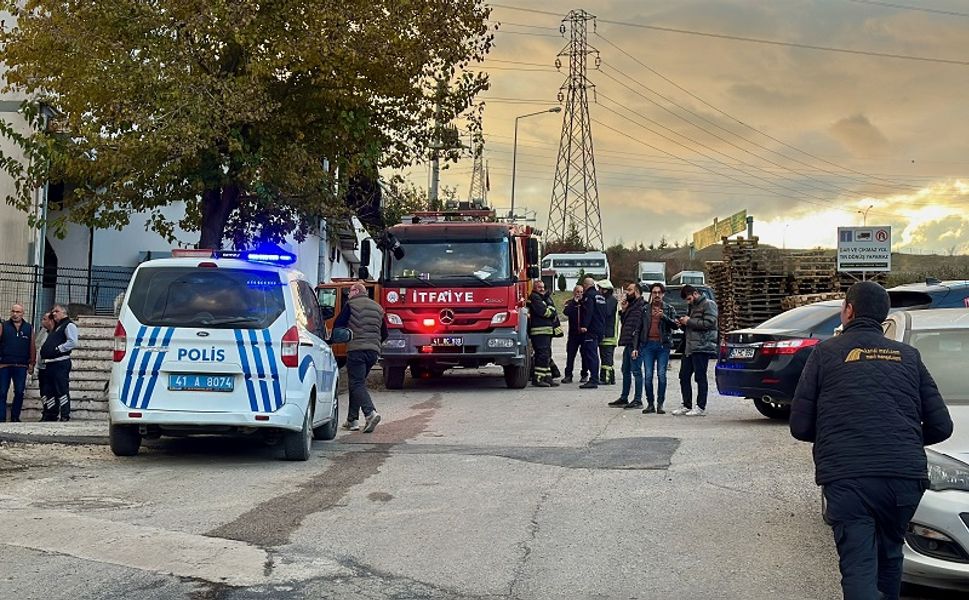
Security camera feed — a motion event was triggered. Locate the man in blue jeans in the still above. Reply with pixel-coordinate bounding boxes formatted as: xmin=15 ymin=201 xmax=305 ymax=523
xmin=673 ymin=285 xmax=718 ymax=417
xmin=791 ymin=281 xmax=952 ymax=600
xmin=334 ymin=282 xmax=388 ymax=433
xmin=0 ymin=304 xmax=37 ymax=422
xmin=609 ymin=282 xmax=644 ymax=408
xmin=636 ymin=283 xmax=679 ymax=414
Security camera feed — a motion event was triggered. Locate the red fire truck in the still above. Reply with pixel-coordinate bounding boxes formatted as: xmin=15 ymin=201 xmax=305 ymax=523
xmin=361 ymin=210 xmax=542 ymax=389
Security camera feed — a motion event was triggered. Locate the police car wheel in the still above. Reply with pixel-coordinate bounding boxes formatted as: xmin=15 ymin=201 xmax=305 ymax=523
xmin=109 ymin=424 xmax=141 ymax=457
xmin=283 ymin=404 xmax=313 ymax=461
xmin=313 ymin=395 xmax=339 ymax=441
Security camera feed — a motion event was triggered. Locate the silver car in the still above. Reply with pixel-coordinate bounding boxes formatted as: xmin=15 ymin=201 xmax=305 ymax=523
xmin=883 ymin=308 xmax=969 ymax=592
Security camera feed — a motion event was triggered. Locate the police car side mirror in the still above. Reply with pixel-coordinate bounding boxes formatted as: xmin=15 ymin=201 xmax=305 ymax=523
xmin=320 ymin=305 xmax=335 ymax=321
xmin=328 ymin=327 xmax=353 ymax=345
xmin=526 ymin=265 xmax=540 ymax=279
xmin=526 ymin=238 xmax=540 ymax=264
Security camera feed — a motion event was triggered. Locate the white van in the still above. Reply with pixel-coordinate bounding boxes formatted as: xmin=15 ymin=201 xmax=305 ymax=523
xmin=107 ymin=250 xmax=348 ymax=460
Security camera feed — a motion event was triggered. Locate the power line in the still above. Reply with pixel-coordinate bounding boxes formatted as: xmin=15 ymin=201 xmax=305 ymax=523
xmin=490 ymin=3 xmax=969 ymax=66
xmin=840 ymin=0 xmax=969 ymax=18
xmin=593 ymin=32 xmax=925 ymax=193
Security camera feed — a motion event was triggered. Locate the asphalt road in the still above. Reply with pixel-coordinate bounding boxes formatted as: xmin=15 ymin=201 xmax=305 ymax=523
xmin=0 ymin=356 xmax=961 ymax=600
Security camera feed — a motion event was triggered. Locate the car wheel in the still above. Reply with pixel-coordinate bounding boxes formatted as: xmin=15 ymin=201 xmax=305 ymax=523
xmin=752 ymin=397 xmax=792 ymax=420
xmin=283 ymin=403 xmax=312 ymax=461
xmin=313 ymin=392 xmax=339 ymax=441
xmin=109 ymin=424 xmax=141 ymax=457
xmin=383 ymin=365 xmax=406 ymax=389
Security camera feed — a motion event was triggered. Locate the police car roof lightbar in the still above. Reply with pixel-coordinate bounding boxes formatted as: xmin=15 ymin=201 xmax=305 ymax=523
xmin=171 ymin=248 xmax=297 ymax=266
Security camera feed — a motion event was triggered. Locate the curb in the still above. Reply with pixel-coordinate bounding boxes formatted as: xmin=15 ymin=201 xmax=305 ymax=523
xmin=0 ymin=431 xmax=109 ymax=446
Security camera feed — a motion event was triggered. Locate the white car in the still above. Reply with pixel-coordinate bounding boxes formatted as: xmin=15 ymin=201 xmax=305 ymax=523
xmin=883 ymin=308 xmax=969 ymax=591
xmin=107 ymin=250 xmax=348 ymax=461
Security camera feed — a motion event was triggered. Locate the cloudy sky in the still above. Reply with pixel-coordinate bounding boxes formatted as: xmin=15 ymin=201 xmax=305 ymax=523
xmin=396 ymin=0 xmax=969 ymax=254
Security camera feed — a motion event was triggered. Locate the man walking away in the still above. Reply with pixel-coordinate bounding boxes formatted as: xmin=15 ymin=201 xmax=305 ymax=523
xmin=40 ymin=304 xmax=77 ymax=422
xmin=611 ymin=282 xmax=645 ymax=408
xmin=562 ymin=285 xmax=588 ymax=384
xmin=334 ymin=282 xmax=387 ymax=433
xmin=597 ymin=280 xmax=619 ymax=386
xmin=790 ymin=281 xmax=952 ymax=600
xmin=637 ymin=283 xmax=679 ymax=414
xmin=672 ymin=285 xmax=717 ymax=416
xmin=527 ymin=280 xmax=559 ymax=388
xmin=0 ymin=303 xmax=36 ymax=422
xmin=578 ymin=277 xmax=606 ymax=389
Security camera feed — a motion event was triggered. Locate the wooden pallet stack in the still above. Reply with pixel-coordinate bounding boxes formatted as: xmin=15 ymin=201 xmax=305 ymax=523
xmin=781 ymin=292 xmax=846 ymax=310
xmin=789 ymin=250 xmax=839 ymax=295
xmin=721 ymin=237 xmax=790 ymax=329
xmin=705 ymin=260 xmax=735 ymax=335
xmin=837 ymin=271 xmax=887 ymax=292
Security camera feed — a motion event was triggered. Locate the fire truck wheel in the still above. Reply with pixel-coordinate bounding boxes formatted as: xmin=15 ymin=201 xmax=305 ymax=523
xmin=384 ymin=365 xmax=406 ymax=389
xmin=503 ymin=364 xmax=528 ymax=389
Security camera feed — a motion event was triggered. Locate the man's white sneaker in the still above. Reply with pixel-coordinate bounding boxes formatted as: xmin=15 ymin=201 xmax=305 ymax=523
xmin=363 ymin=412 xmax=382 ymax=433
xmin=342 ymin=420 xmax=360 ymax=431
xmin=685 ymin=407 xmax=706 ymax=417
xmin=671 ymin=406 xmax=691 ymax=416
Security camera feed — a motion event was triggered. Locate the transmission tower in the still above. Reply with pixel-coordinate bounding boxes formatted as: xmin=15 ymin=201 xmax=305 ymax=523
xmin=547 ymin=9 xmax=603 ymax=250
xmin=467 ymin=143 xmax=488 ymax=208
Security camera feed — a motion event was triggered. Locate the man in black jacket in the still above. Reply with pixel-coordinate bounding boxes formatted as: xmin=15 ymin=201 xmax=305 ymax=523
xmin=561 ymin=285 xmax=588 ymax=384
xmin=790 ymin=281 xmax=953 ymax=600
xmin=40 ymin=304 xmax=78 ymax=422
xmin=578 ymin=277 xmax=606 ymax=389
xmin=610 ymin=282 xmax=644 ymax=407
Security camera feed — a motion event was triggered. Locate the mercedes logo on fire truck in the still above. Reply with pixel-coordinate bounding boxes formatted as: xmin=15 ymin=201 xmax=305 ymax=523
xmin=439 ymin=308 xmax=455 ymax=325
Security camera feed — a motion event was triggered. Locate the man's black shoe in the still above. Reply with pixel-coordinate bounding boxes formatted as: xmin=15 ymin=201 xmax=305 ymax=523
xmin=656 ymin=408 xmax=666 ymax=415
xmin=561 ymin=376 xmax=573 ymax=384
xmin=579 ymin=375 xmax=589 ymax=383
xmin=548 ymin=379 xmax=560 ymax=387
xmin=642 ymin=405 xmax=656 ymax=414
xmin=532 ymin=379 xmax=551 ymax=388
xmin=579 ymin=381 xmax=598 ymax=389
xmin=623 ymin=401 xmax=643 ymax=410
xmin=607 ymin=398 xmax=628 ymax=407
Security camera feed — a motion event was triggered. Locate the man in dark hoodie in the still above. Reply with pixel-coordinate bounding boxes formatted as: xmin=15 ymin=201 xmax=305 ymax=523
xmin=578 ymin=277 xmax=606 ymax=389
xmin=790 ymin=281 xmax=953 ymax=600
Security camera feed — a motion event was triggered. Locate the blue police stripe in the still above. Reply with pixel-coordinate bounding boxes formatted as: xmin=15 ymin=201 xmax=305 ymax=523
xmin=120 ymin=326 xmax=148 ymax=407
xmin=261 ymin=329 xmax=283 ymax=410
xmin=140 ymin=327 xmax=175 ymax=409
xmin=298 ymin=355 xmax=315 ymax=383
xmin=234 ymin=330 xmax=259 ymax=412
xmin=248 ymin=329 xmax=272 ymax=412
xmin=128 ymin=327 xmax=161 ymax=408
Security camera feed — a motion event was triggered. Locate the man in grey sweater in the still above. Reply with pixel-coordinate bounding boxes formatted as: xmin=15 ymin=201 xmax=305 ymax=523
xmin=334 ymin=282 xmax=388 ymax=433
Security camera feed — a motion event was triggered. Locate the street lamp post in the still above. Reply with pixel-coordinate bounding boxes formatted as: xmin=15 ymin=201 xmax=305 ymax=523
xmin=858 ymin=204 xmax=874 ymax=226
xmin=510 ymin=107 xmax=561 ymax=222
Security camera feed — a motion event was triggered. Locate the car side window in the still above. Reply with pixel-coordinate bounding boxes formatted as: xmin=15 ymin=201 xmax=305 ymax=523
xmin=296 ymin=281 xmax=325 ymax=337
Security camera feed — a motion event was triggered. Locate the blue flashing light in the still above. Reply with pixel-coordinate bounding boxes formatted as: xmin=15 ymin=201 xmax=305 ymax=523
xmin=243 ymin=251 xmax=297 ymax=265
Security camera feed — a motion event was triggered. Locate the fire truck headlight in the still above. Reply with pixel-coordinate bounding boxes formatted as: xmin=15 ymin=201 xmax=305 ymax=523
xmin=490 ymin=312 xmax=509 ymax=325
xmin=487 ymin=338 xmax=516 ymax=349
xmin=383 ymin=339 xmax=406 ymax=349
xmin=386 ymin=313 xmax=403 ymax=326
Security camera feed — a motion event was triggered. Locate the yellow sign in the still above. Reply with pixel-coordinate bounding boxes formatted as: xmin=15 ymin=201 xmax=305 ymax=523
xmin=692 ymin=210 xmax=747 ymax=250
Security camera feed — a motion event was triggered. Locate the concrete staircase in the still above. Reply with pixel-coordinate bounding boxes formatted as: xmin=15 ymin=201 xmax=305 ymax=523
xmin=17 ymin=315 xmax=114 ymax=422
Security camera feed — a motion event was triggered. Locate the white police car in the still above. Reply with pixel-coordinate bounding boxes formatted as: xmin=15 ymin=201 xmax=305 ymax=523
xmin=108 ymin=249 xmax=349 ymax=460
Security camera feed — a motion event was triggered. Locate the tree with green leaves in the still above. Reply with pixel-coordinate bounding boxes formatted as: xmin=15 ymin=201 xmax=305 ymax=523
xmin=0 ymin=0 xmax=493 ymax=248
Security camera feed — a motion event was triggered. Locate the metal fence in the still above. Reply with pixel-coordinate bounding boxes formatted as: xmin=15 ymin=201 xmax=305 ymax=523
xmin=0 ymin=262 xmax=134 ymax=323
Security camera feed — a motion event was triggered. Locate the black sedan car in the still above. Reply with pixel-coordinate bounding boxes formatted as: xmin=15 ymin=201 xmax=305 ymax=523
xmin=715 ymin=300 xmax=843 ymax=420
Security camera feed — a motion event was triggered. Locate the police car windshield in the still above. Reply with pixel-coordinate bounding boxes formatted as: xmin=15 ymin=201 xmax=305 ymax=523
xmin=126 ymin=267 xmax=285 ymax=329
xmin=388 ymin=239 xmax=511 ymax=284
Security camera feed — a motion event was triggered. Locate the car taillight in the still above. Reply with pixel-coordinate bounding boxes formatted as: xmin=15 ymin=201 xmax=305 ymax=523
xmin=113 ymin=321 xmax=127 ymax=362
xmin=281 ymin=326 xmax=299 ymax=368
xmin=719 ymin=340 xmax=727 ymax=357
xmin=761 ymin=338 xmax=820 ymax=356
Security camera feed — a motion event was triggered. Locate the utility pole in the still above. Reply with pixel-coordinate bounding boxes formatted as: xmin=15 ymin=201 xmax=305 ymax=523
xmin=468 ymin=140 xmax=488 ymax=208
xmin=547 ymin=9 xmax=603 ymax=250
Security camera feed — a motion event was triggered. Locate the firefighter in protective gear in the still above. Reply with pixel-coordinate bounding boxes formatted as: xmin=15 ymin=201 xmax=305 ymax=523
xmin=597 ymin=280 xmax=620 ymax=385
xmin=528 ymin=280 xmax=560 ymax=387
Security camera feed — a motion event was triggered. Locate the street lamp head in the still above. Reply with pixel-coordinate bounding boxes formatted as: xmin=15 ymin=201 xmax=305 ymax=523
xmin=549 ymin=107 xmax=562 ymax=113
